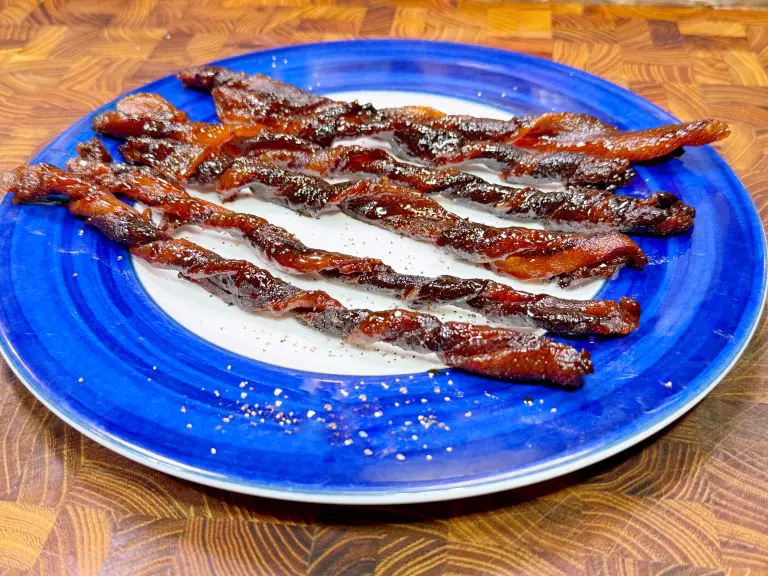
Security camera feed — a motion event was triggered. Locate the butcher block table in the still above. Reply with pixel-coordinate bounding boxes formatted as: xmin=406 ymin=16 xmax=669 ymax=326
xmin=1 ymin=1 xmax=767 ymax=574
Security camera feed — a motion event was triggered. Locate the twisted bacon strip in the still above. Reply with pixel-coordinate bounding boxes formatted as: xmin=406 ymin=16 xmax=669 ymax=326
xmin=68 ymin=139 xmax=641 ymax=337
xmin=177 ymin=67 xmax=635 ymax=188
xmin=94 ymin=95 xmax=628 ymax=218
xmin=93 ymin=96 xmax=649 ymax=285
xmin=1 ymin=163 xmax=593 ymax=386
xmin=115 ymin=130 xmax=693 ymax=236
xmin=180 ymin=65 xmax=728 ymax=166
xmin=217 ymin=159 xmax=647 ymax=285
xmin=245 ymin=146 xmax=695 ymax=236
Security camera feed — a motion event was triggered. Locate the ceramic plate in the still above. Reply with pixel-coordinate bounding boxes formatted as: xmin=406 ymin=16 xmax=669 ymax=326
xmin=0 ymin=40 xmax=765 ymax=504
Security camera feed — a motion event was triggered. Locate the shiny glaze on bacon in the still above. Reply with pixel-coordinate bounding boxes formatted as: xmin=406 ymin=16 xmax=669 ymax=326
xmin=92 ymin=94 xmax=318 ymax=181
xmin=93 ymin=96 xmax=648 ymax=283
xmin=372 ymin=106 xmax=730 ymax=162
xmin=251 ymin=146 xmax=695 ymax=236
xmin=210 ymin=84 xmax=635 ymax=189
xmin=1 ymin=163 xmax=593 ymax=386
xmin=176 ymin=69 xmax=634 ymax=188
xmin=115 ymin=130 xmax=692 ymax=236
xmin=68 ymin=139 xmax=641 ymax=337
xmin=217 ymin=159 xmax=648 ymax=285
xmin=99 ymin=97 xmax=692 ymax=235
xmin=180 ymin=65 xmax=729 ymax=164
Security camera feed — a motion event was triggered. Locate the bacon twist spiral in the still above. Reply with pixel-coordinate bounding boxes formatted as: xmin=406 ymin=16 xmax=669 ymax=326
xmin=179 ymin=64 xmax=728 ymax=180
xmin=70 ymin=139 xmax=641 ymax=337
xmin=1 ymin=163 xmax=593 ymax=386
xmin=246 ymin=146 xmax=695 ymax=236
xmin=92 ymin=95 xmax=649 ymax=285
xmin=94 ymin=94 xmax=694 ymax=236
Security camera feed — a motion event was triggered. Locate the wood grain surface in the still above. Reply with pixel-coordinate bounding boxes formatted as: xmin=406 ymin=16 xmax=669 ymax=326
xmin=1 ymin=1 xmax=768 ymax=574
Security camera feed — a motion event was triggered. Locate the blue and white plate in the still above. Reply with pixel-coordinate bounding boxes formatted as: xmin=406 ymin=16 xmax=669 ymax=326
xmin=0 ymin=40 xmax=764 ymax=504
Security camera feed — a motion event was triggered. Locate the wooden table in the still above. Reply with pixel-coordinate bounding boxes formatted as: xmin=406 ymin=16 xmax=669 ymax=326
xmin=1 ymin=1 xmax=767 ymax=574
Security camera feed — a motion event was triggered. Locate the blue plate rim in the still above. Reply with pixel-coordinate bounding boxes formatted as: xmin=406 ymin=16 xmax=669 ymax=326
xmin=1 ymin=39 xmax=766 ymax=504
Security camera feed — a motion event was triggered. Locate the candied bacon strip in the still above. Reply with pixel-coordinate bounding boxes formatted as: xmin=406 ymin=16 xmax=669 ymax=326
xmin=179 ymin=65 xmax=729 ymax=162
xmin=251 ymin=146 xmax=695 ymax=236
xmin=377 ymin=107 xmax=731 ymax=162
xmin=1 ymin=163 xmax=593 ymax=386
xmin=67 ymin=140 xmax=641 ymax=337
xmin=101 ymin=102 xmax=692 ymax=236
xmin=209 ymin=84 xmax=635 ymax=188
xmin=93 ymin=95 xmax=691 ymax=236
xmin=92 ymin=97 xmax=649 ymax=283
xmin=218 ymin=158 xmax=648 ymax=285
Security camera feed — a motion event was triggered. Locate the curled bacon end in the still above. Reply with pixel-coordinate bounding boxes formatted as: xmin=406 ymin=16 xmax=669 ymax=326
xmin=515 ymin=117 xmax=731 ymax=161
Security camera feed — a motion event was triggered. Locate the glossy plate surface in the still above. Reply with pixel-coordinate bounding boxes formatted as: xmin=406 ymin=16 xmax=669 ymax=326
xmin=0 ymin=40 xmax=764 ymax=504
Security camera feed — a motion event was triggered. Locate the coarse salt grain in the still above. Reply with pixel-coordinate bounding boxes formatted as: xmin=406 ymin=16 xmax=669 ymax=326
xmin=395 ymin=453 xmax=406 ymax=461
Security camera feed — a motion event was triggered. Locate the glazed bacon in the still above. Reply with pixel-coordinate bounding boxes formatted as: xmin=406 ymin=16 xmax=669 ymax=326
xmin=371 ymin=106 xmax=730 ymax=163
xmin=217 ymin=159 xmax=648 ymax=285
xmin=1 ymin=163 xmax=594 ymax=386
xmin=93 ymin=96 xmax=649 ymax=284
xmin=92 ymin=93 xmax=318 ymax=181
xmin=180 ymin=65 xmax=729 ymax=164
xmin=68 ymin=140 xmax=641 ymax=337
xmin=211 ymin=84 xmax=635 ymax=189
xmin=96 ymin=93 xmax=632 ymax=189
xmin=97 ymin=96 xmax=693 ymax=235
xmin=248 ymin=146 xmax=695 ymax=236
